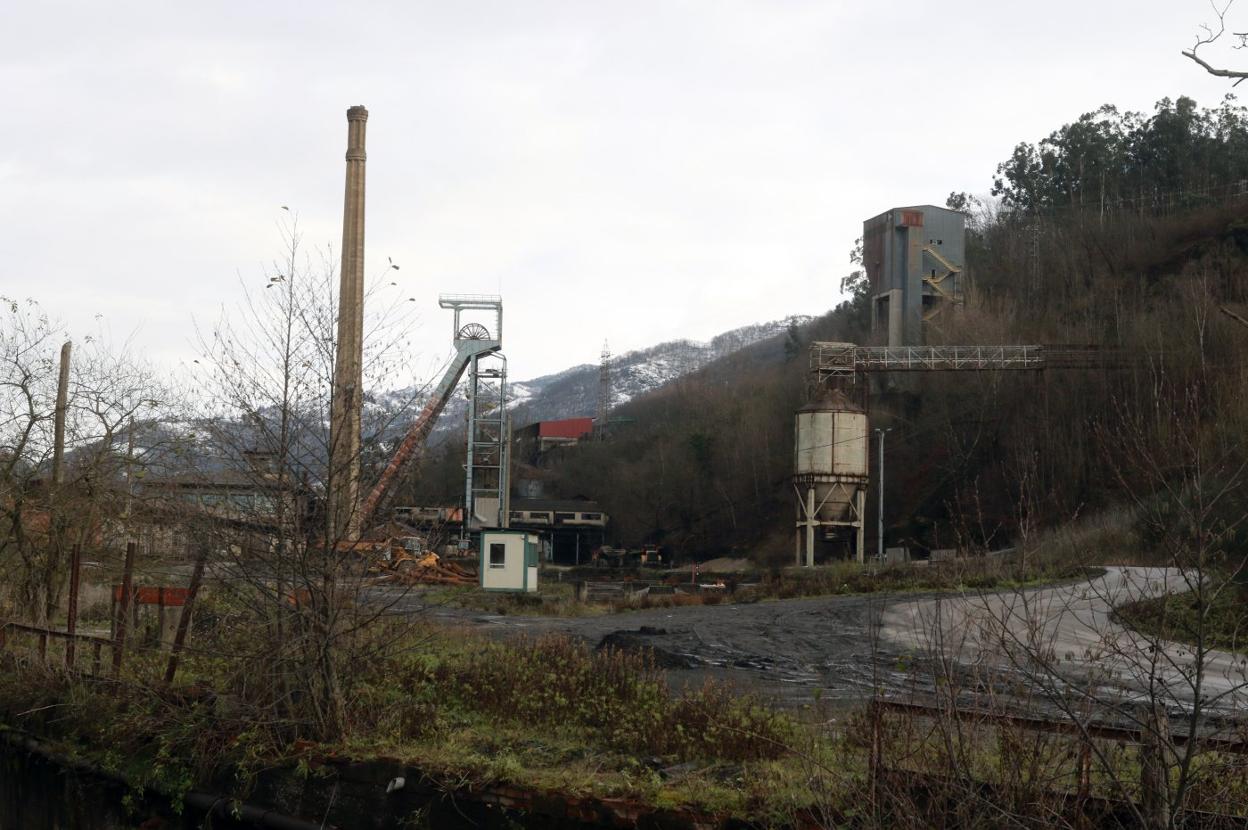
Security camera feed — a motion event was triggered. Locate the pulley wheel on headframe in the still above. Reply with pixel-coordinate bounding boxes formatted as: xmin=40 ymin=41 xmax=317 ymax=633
xmin=458 ymin=323 xmax=491 ymax=340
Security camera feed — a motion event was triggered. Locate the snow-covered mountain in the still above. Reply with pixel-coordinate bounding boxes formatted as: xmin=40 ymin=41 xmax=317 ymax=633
xmin=72 ymin=315 xmax=811 ymax=481
xmin=423 ymin=315 xmax=810 ymax=433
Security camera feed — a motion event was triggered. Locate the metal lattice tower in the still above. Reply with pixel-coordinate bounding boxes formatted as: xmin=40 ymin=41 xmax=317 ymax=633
xmin=358 ymin=295 xmax=503 ymax=528
xmin=437 ymin=295 xmax=509 ymax=532
xmin=596 ymin=341 xmax=612 ymax=436
xmin=465 ymin=351 xmax=509 ymax=531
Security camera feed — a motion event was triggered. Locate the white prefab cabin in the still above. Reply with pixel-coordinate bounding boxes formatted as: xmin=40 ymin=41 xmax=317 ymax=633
xmin=480 ymin=530 xmax=540 ymax=592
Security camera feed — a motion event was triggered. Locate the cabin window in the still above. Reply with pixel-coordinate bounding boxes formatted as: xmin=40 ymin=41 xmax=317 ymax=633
xmin=489 ymin=543 xmax=507 ymax=568
xmin=555 ymin=512 xmax=576 ymax=521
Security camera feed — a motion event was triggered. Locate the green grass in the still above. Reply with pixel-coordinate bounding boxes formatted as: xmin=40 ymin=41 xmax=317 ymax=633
xmin=0 ymin=620 xmax=836 ymax=821
xmin=423 ymin=581 xmax=609 ymax=616
xmin=426 ymin=555 xmax=1103 ymax=618
xmin=1116 ymin=580 xmax=1248 ymax=653
xmin=5 ymin=608 xmax=1248 ymax=824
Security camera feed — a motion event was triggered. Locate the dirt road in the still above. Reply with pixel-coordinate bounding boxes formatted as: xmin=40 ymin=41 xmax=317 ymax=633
xmin=377 ymin=566 xmax=1248 ymax=713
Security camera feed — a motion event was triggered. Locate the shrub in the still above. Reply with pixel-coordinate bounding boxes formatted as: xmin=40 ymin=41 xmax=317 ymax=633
xmin=425 ymin=633 xmax=795 ymax=762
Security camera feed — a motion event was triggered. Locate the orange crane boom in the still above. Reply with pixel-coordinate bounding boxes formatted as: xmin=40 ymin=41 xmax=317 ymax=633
xmin=359 ymin=336 xmax=500 ymax=528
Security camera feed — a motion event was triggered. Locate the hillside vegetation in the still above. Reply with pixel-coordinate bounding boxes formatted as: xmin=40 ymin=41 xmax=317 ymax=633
xmin=536 ymin=96 xmax=1248 ymax=562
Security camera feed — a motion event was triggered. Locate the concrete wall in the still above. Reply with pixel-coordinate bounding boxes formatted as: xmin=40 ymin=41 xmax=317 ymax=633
xmin=863 ymin=205 xmax=966 ymax=347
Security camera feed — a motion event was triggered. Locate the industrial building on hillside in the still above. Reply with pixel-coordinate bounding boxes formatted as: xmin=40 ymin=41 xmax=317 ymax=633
xmin=863 ymin=205 xmax=965 ymax=347
xmin=513 ymin=417 xmax=596 ymax=462
xmin=509 ymin=497 xmax=607 ymax=564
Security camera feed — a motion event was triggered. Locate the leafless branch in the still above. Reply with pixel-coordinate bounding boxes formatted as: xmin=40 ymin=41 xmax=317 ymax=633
xmin=1183 ymin=0 xmax=1248 ymax=85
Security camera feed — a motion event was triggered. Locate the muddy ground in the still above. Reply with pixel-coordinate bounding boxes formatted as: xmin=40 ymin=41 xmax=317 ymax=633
xmin=378 ymin=588 xmax=917 ymax=708
xmin=373 ymin=567 xmax=1248 ymax=725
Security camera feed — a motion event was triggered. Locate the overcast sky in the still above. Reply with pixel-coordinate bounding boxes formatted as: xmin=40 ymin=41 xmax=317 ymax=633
xmin=3 ymin=1 xmax=1245 ymax=382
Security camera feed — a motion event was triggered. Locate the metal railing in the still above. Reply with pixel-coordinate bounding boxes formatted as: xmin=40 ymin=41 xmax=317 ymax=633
xmin=437 ymin=293 xmax=502 ymax=308
xmin=810 ymin=342 xmax=1119 ymax=378
xmin=0 ymin=621 xmax=117 ymax=675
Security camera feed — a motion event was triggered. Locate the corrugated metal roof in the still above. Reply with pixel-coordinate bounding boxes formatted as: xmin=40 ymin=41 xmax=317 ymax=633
xmin=537 ymin=418 xmax=594 ymax=439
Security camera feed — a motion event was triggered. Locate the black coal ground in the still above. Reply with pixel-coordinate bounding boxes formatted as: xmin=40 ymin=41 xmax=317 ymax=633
xmin=375 ymin=589 xmax=910 ymax=708
xmin=367 ymin=577 xmax=1246 ymax=736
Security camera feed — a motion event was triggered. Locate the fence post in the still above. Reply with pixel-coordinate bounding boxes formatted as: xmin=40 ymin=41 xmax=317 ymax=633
xmin=65 ymin=543 xmax=81 ymax=668
xmin=163 ymin=547 xmax=207 ymax=685
xmin=92 ymin=640 xmax=102 ymax=676
xmin=38 ymin=631 xmax=48 ymax=661
xmin=113 ymin=540 xmax=136 ymax=677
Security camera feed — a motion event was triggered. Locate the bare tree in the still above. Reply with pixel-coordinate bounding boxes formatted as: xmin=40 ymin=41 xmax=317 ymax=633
xmin=0 ymin=297 xmax=167 ymax=623
xmin=876 ymin=365 xmax=1248 ymax=827
xmin=180 ymin=216 xmax=424 ymax=742
xmin=1183 ymin=0 xmax=1248 ymax=84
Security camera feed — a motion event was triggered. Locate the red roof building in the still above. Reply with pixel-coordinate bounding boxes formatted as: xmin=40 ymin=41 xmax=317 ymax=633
xmin=537 ymin=418 xmax=594 ymax=440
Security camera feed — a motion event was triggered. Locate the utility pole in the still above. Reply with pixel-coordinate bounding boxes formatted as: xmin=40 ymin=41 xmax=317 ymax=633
xmin=596 ymin=341 xmax=612 ymax=437
xmin=51 ymin=341 xmax=71 ymax=486
xmin=875 ymin=428 xmax=891 ymax=562
xmin=48 ymin=340 xmax=71 ymax=626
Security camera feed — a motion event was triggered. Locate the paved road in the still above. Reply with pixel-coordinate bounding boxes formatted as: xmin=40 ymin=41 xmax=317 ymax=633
xmin=880 ymin=565 xmax=1248 ymax=715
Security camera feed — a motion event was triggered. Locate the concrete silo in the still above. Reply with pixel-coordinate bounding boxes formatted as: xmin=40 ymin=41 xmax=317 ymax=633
xmin=793 ymin=383 xmax=868 ymax=565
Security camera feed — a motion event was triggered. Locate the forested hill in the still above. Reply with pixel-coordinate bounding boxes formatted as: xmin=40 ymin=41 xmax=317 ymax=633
xmin=534 ymin=95 xmax=1248 ymax=562
xmin=506 ymin=316 xmax=812 ymax=425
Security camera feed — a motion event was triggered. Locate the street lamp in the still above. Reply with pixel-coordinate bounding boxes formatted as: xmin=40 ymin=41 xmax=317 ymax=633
xmin=874 ymin=427 xmax=892 ymax=562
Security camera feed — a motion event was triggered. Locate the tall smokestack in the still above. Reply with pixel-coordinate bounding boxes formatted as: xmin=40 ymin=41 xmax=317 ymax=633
xmin=329 ymin=105 xmax=368 ymax=542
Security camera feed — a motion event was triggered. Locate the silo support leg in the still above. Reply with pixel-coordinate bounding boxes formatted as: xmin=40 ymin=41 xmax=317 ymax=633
xmin=794 ymin=483 xmax=803 ymax=566
xmin=855 ymin=490 xmax=866 ymax=565
xmin=805 ymin=487 xmax=816 ymax=568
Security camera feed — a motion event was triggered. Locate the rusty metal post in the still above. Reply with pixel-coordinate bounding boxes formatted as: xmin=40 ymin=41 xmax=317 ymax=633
xmin=65 ymin=543 xmax=81 ymax=667
xmin=38 ymin=631 xmax=48 ymax=661
xmin=869 ymin=699 xmax=882 ymax=823
xmin=1076 ymin=742 xmax=1092 ymax=828
xmin=163 ymin=547 xmax=207 ymax=685
xmin=113 ymin=540 xmax=136 ymax=676
xmin=91 ymin=640 xmax=102 ymax=675
xmin=157 ymin=589 xmax=166 ymax=649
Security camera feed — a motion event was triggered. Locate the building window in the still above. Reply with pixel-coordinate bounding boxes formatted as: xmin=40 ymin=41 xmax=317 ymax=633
xmin=489 ymin=543 xmax=507 ymax=568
